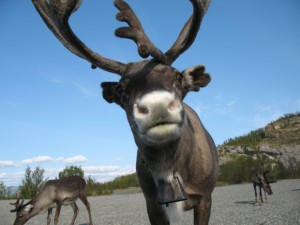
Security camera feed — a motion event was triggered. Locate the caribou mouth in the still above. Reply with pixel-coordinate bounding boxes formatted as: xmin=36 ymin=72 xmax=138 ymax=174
xmin=144 ymin=118 xmax=182 ymax=133
xmin=141 ymin=122 xmax=181 ymax=145
xmin=149 ymin=120 xmax=178 ymax=129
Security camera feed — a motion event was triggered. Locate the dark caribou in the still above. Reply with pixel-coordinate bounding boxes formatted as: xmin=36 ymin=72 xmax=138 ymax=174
xmin=31 ymin=0 xmax=218 ymax=224
xmin=251 ymin=167 xmax=274 ymax=204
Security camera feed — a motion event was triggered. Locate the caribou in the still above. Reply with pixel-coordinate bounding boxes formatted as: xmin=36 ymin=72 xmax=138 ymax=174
xmin=10 ymin=176 xmax=93 ymax=225
xmin=251 ymin=167 xmax=274 ymax=205
xmin=31 ymin=0 xmax=218 ymax=224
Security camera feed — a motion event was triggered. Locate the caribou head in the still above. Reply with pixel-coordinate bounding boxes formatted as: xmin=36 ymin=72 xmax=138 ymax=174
xmin=10 ymin=197 xmax=30 ymax=225
xmin=32 ymin=0 xmax=217 ymax=224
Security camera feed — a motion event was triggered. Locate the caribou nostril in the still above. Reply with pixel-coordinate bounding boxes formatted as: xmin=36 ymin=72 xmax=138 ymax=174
xmin=168 ymin=100 xmax=178 ymax=110
xmin=136 ymin=103 xmax=149 ymax=115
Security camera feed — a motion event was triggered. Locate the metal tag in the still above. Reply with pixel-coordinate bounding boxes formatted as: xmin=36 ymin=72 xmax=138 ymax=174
xmin=157 ymin=176 xmax=188 ymax=206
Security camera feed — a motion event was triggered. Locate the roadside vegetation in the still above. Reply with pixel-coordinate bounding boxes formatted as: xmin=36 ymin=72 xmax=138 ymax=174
xmin=217 ymin=154 xmax=300 ymax=186
xmin=1 ymin=160 xmax=299 ymax=200
xmin=1 ymin=113 xmax=299 ymax=199
xmin=0 ymin=165 xmax=139 ymax=199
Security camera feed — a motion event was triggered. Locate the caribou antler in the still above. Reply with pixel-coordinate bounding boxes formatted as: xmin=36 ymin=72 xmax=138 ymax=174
xmin=32 ymin=0 xmax=126 ymax=75
xmin=10 ymin=196 xmax=24 ymax=213
xmin=165 ymin=0 xmax=211 ymax=65
xmin=114 ymin=0 xmax=210 ymax=65
xmin=114 ymin=0 xmax=167 ymax=64
xmin=32 ymin=0 xmax=210 ymax=73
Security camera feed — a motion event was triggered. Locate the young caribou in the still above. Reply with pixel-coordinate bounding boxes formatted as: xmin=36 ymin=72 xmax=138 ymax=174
xmin=10 ymin=176 xmax=93 ymax=225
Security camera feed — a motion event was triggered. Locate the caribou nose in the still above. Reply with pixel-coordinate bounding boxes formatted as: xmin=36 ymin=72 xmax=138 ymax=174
xmin=133 ymin=91 xmax=183 ymax=134
xmin=134 ymin=91 xmax=181 ymax=118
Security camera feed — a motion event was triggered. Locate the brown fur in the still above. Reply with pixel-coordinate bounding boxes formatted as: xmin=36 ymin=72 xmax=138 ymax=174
xmin=31 ymin=0 xmax=217 ymax=224
xmin=10 ymin=176 xmax=93 ymax=225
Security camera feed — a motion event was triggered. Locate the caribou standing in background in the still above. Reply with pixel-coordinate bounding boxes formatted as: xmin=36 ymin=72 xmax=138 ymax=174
xmin=31 ymin=0 xmax=218 ymax=224
xmin=251 ymin=167 xmax=275 ymax=204
xmin=10 ymin=176 xmax=93 ymax=225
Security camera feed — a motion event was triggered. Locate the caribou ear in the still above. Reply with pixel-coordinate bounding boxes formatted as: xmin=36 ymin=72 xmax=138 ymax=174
xmin=101 ymin=82 xmax=119 ymax=104
xmin=181 ymin=65 xmax=211 ymax=97
xmin=24 ymin=204 xmax=34 ymax=212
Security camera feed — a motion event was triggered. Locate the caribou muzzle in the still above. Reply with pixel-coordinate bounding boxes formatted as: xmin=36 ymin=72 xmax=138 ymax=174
xmin=133 ymin=91 xmax=183 ymax=145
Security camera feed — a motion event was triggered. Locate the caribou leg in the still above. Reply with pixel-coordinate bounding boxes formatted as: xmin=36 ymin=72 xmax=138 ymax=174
xmin=259 ymin=185 xmax=263 ymax=203
xmin=47 ymin=208 xmax=52 ymax=225
xmin=194 ymin=196 xmax=212 ymax=225
xmin=146 ymin=198 xmax=170 ymax=225
xmin=70 ymin=202 xmax=79 ymax=225
xmin=263 ymin=189 xmax=268 ymax=203
xmin=253 ymin=183 xmax=258 ymax=204
xmin=79 ymin=192 xmax=94 ymax=225
xmin=53 ymin=204 xmax=61 ymax=225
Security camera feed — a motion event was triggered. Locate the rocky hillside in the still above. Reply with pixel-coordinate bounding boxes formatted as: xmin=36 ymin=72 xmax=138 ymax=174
xmin=218 ymin=112 xmax=300 ymax=167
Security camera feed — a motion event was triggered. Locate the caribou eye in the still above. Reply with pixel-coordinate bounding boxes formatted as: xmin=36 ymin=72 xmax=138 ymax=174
xmin=176 ymin=73 xmax=184 ymax=81
xmin=114 ymin=84 xmax=129 ymax=105
xmin=121 ymin=93 xmax=129 ymax=104
xmin=114 ymin=85 xmax=123 ymax=97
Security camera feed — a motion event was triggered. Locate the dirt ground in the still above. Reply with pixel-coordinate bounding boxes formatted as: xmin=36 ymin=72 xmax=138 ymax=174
xmin=2 ymin=179 xmax=299 ymax=225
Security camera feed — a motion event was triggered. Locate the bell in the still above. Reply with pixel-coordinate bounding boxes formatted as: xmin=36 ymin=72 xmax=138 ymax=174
xmin=157 ymin=176 xmax=188 ymax=206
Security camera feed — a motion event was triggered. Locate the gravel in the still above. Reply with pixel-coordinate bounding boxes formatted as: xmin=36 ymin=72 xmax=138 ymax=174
xmin=1 ymin=179 xmax=299 ymax=225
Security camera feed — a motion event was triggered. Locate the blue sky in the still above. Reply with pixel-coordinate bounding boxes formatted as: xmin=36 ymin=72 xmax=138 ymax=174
xmin=1 ymin=0 xmax=299 ymax=186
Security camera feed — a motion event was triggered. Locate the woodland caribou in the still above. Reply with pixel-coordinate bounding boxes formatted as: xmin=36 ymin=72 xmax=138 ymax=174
xmin=10 ymin=176 xmax=93 ymax=225
xmin=32 ymin=0 xmax=218 ymax=224
xmin=251 ymin=167 xmax=274 ymax=204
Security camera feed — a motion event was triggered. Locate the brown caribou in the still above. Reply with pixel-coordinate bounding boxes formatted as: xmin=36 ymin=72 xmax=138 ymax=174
xmin=31 ymin=0 xmax=218 ymax=224
xmin=251 ymin=167 xmax=274 ymax=205
xmin=10 ymin=176 xmax=93 ymax=225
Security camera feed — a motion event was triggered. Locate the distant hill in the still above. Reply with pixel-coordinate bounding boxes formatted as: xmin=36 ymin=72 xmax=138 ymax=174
xmin=218 ymin=112 xmax=300 ymax=167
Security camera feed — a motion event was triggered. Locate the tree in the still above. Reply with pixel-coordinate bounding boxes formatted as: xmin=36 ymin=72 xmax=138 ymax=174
xmin=19 ymin=166 xmax=45 ymax=199
xmin=58 ymin=165 xmax=84 ymax=179
xmin=0 ymin=181 xmax=11 ymax=199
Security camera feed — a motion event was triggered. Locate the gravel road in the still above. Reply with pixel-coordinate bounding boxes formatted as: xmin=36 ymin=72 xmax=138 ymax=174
xmin=1 ymin=179 xmax=299 ymax=225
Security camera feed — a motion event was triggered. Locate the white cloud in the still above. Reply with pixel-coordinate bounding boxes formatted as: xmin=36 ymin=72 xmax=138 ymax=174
xmin=1 ymin=171 xmax=25 ymax=186
xmin=0 ymin=160 xmax=18 ymax=167
xmin=21 ymin=156 xmax=55 ymax=164
xmin=83 ymin=165 xmax=122 ymax=173
xmin=83 ymin=165 xmax=136 ymax=182
xmin=64 ymin=155 xmax=88 ymax=163
xmin=20 ymin=155 xmax=88 ymax=165
xmin=1 ymin=164 xmax=136 ymax=186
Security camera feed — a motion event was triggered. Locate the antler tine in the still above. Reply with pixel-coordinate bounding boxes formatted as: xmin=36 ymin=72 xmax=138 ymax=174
xmin=32 ymin=0 xmax=126 ymax=75
xmin=165 ymin=0 xmax=211 ymax=65
xmin=114 ymin=0 xmax=167 ymax=64
xmin=10 ymin=196 xmax=20 ymax=206
xmin=10 ymin=197 xmax=24 ymax=213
